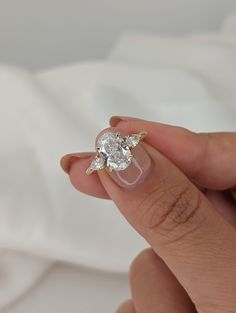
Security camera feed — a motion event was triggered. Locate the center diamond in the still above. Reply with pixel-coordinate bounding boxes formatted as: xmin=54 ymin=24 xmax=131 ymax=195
xmin=97 ymin=132 xmax=132 ymax=171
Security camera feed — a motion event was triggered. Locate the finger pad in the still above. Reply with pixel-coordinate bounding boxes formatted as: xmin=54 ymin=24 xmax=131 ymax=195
xmin=69 ymin=158 xmax=110 ymax=199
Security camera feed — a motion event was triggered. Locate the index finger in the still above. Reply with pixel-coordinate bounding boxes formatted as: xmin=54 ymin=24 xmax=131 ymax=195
xmin=110 ymin=116 xmax=236 ymax=190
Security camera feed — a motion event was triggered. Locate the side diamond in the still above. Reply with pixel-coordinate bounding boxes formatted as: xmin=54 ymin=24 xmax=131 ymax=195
xmin=86 ymin=154 xmax=105 ymax=175
xmin=125 ymin=134 xmax=140 ymax=148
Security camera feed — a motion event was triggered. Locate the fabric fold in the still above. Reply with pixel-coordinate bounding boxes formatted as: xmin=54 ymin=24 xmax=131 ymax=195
xmin=0 ymin=13 xmax=236 ymax=310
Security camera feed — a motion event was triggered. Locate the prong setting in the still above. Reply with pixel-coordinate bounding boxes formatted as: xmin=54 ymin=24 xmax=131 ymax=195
xmin=86 ymin=131 xmax=147 ymax=175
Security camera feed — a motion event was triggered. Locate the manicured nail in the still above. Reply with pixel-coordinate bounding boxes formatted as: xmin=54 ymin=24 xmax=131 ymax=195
xmin=60 ymin=152 xmax=94 ymax=174
xmin=110 ymin=116 xmax=142 ymax=127
xmin=108 ymin=144 xmax=152 ymax=189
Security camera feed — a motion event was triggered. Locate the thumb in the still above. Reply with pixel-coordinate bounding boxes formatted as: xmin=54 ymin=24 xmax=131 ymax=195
xmin=96 ymin=127 xmax=236 ymax=311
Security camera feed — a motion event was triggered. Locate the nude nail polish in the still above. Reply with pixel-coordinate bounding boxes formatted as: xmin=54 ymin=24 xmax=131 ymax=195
xmin=110 ymin=116 xmax=142 ymax=127
xmin=107 ymin=144 xmax=152 ymax=189
xmin=60 ymin=152 xmax=94 ymax=174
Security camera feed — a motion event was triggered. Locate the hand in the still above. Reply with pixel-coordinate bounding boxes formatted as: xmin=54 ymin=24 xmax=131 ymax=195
xmin=61 ymin=116 xmax=236 ymax=313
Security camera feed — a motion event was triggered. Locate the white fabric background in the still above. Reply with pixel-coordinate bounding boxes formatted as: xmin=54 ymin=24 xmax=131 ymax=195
xmin=0 ymin=14 xmax=236 ymax=313
xmin=1 ymin=0 xmax=236 ymax=70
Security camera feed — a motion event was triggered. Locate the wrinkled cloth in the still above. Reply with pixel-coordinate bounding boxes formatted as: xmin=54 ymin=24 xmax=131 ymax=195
xmin=1 ymin=15 xmax=236 ymax=313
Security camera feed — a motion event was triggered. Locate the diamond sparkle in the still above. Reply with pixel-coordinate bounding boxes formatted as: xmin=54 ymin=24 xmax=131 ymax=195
xmin=86 ymin=131 xmax=147 ymax=174
xmin=97 ymin=132 xmax=132 ymax=171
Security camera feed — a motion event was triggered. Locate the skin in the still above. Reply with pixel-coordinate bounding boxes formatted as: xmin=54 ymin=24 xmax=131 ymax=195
xmin=61 ymin=117 xmax=236 ymax=313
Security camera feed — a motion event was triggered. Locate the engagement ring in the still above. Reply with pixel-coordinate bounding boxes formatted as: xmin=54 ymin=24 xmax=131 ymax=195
xmin=86 ymin=131 xmax=148 ymax=175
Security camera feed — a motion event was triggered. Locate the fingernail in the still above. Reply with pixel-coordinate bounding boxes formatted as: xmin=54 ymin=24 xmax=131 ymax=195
xmin=108 ymin=144 xmax=152 ymax=189
xmin=110 ymin=116 xmax=142 ymax=127
xmin=60 ymin=152 xmax=93 ymax=174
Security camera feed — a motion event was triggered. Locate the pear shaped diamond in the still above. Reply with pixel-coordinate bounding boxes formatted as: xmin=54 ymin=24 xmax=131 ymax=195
xmin=91 ymin=155 xmax=105 ymax=170
xmin=86 ymin=154 xmax=105 ymax=175
xmin=125 ymin=134 xmax=141 ymax=148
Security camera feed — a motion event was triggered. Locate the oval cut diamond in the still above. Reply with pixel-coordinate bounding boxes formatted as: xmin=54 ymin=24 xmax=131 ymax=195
xmin=97 ymin=132 xmax=123 ymax=156
xmin=107 ymin=148 xmax=132 ymax=171
xmin=86 ymin=130 xmax=147 ymax=175
xmin=97 ymin=132 xmax=133 ymax=171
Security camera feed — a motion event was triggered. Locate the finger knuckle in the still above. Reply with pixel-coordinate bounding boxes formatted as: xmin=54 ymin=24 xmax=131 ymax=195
xmin=137 ymin=182 xmax=203 ymax=243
